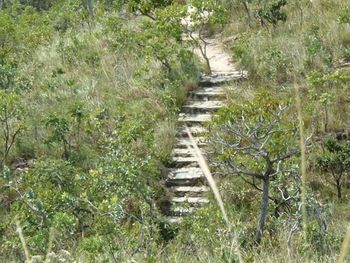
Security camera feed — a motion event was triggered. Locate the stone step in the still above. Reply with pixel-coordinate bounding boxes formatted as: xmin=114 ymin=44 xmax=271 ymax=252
xmin=171 ymin=186 xmax=209 ymax=197
xmin=176 ymin=137 xmax=207 ymax=148
xmin=177 ymin=125 xmax=207 ymax=137
xmin=182 ymin=100 xmax=223 ymax=114
xmin=171 ymin=196 xmax=209 ymax=205
xmin=170 ymin=206 xmax=195 ymax=216
xmin=168 ymin=167 xmax=204 ymax=180
xmin=209 ymin=70 xmax=248 ymax=77
xmin=166 ymin=178 xmax=202 ymax=187
xmin=178 ymin=113 xmax=211 ymax=124
xmin=172 ymin=148 xmax=207 ymax=158
xmin=165 ymin=216 xmax=183 ymax=224
xmin=190 ymin=87 xmax=225 ymax=100
xmin=172 ymin=148 xmax=195 ymax=157
xmin=171 ymin=156 xmax=198 ymax=167
xmin=166 ymin=167 xmax=205 ymax=187
xmin=200 ymin=71 xmax=247 ymax=87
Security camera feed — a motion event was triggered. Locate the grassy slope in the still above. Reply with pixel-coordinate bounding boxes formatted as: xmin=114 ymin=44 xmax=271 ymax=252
xmin=0 ymin=4 xmax=200 ymax=261
xmin=1 ymin=1 xmax=350 ymax=262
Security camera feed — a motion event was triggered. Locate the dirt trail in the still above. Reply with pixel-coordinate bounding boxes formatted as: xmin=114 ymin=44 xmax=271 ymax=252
xmin=195 ymin=37 xmax=237 ymax=74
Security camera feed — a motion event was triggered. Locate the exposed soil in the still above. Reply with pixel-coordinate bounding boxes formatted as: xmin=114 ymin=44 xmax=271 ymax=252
xmin=194 ymin=36 xmax=237 ymax=73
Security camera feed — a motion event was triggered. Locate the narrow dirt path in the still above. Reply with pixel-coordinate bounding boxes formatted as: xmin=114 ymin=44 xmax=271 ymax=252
xmin=195 ymin=36 xmax=238 ymax=73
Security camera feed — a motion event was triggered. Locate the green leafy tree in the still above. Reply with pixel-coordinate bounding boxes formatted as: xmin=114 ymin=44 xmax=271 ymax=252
xmin=317 ymin=139 xmax=350 ymax=200
xmin=137 ymin=3 xmax=187 ymax=72
xmin=116 ymin=0 xmax=226 ymax=74
xmin=238 ymin=0 xmax=288 ymax=27
xmin=0 ymin=62 xmax=16 ymax=90
xmin=307 ymin=69 xmax=350 ymax=133
xmin=44 ymin=103 xmax=89 ymax=161
xmin=0 ymin=3 xmax=53 ymax=64
xmin=182 ymin=0 xmax=227 ymax=74
xmin=14 ymin=0 xmax=57 ymax=10
xmin=257 ymin=0 xmax=287 ymax=26
xmin=45 ymin=114 xmax=71 ymax=160
xmin=211 ymin=94 xmax=300 ymax=244
xmin=106 ymin=2 xmax=194 ymax=74
xmin=0 ymin=12 xmax=17 ymax=61
xmin=122 ymin=0 xmax=173 ymax=20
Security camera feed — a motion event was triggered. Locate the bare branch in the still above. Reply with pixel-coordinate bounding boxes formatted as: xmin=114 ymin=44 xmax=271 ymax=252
xmin=271 ymin=149 xmax=299 ymax=164
xmin=226 ymin=161 xmax=264 ymax=179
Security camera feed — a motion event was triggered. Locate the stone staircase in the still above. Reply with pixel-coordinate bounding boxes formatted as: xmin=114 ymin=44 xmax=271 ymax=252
xmin=165 ymin=71 xmax=246 ymax=223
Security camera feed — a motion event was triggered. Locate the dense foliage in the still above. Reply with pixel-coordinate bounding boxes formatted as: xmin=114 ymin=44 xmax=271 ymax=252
xmin=0 ymin=0 xmax=199 ymax=260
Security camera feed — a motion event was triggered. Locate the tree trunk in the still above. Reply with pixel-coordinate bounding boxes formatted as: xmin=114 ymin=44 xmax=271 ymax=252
xmin=197 ymin=26 xmax=212 ymax=75
xmin=324 ymin=105 xmax=328 ymax=133
xmin=336 ymin=178 xmax=342 ymax=200
xmin=242 ymin=1 xmax=252 ymax=27
xmin=86 ymin=0 xmax=94 ymax=18
xmin=255 ymin=175 xmax=270 ymax=245
xmin=203 ymin=52 xmax=212 ymax=75
xmin=196 ymin=41 xmax=212 ymax=75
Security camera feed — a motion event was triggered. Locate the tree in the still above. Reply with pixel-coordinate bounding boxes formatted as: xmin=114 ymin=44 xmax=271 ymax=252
xmin=0 ymin=62 xmax=16 ymax=90
xmin=307 ymin=69 xmax=350 ymax=133
xmin=44 ymin=103 xmax=88 ymax=160
xmin=6 ymin=159 xmax=83 ymax=252
xmin=137 ymin=3 xmax=187 ymax=72
xmin=237 ymin=0 xmax=288 ymax=27
xmin=118 ymin=0 xmax=227 ymax=75
xmin=241 ymin=0 xmax=252 ymax=26
xmin=181 ymin=0 xmax=227 ymax=74
xmin=316 ymin=139 xmax=350 ymax=200
xmin=0 ymin=91 xmax=23 ymax=167
xmin=123 ymin=0 xmax=173 ymax=20
xmin=257 ymin=0 xmax=287 ymax=26
xmin=45 ymin=114 xmax=71 ymax=160
xmin=210 ymin=94 xmax=300 ymax=244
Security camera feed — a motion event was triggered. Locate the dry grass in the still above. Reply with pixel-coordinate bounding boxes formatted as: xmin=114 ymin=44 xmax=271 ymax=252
xmin=16 ymin=221 xmax=31 ymax=262
xmin=154 ymin=120 xmax=177 ymax=161
xmin=294 ymin=84 xmax=308 ymax=236
xmin=338 ymin=224 xmax=350 ymax=263
xmin=185 ymin=125 xmax=228 ymax=225
xmin=185 ymin=125 xmax=243 ymax=263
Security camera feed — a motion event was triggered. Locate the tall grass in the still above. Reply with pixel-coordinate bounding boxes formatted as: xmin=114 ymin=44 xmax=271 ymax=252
xmin=185 ymin=125 xmax=243 ymax=263
xmin=185 ymin=125 xmax=229 ymax=226
xmin=294 ymin=84 xmax=308 ymax=237
xmin=44 ymin=227 xmax=55 ymax=263
xmin=16 ymin=221 xmax=31 ymax=262
xmin=338 ymin=224 xmax=350 ymax=263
